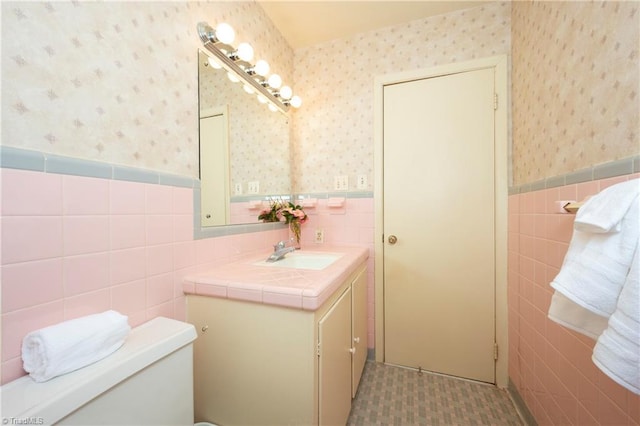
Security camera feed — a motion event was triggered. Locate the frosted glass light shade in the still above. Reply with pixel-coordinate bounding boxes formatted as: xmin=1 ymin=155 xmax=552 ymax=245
xmin=207 ymin=56 xmax=222 ymax=69
xmin=257 ymin=94 xmax=267 ymax=104
xmin=254 ymin=60 xmax=270 ymax=77
xmin=227 ymin=72 xmax=240 ymax=83
xmin=236 ymin=43 xmax=254 ymax=62
xmin=243 ymin=84 xmax=254 ymax=95
xmin=268 ymin=74 xmax=282 ymax=89
xmin=215 ymin=23 xmax=235 ymax=44
xmin=290 ymin=96 xmax=302 ymax=108
xmin=279 ymin=86 xmax=292 ymax=100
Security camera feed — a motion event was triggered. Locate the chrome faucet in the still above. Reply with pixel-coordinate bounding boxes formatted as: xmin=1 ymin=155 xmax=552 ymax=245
xmin=266 ymin=239 xmax=296 ymax=262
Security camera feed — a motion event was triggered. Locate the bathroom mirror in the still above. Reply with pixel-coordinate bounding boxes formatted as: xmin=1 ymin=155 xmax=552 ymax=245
xmin=198 ymin=49 xmax=291 ymax=227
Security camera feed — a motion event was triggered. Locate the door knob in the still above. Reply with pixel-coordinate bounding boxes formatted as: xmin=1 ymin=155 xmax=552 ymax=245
xmin=388 ymin=235 xmax=398 ymax=244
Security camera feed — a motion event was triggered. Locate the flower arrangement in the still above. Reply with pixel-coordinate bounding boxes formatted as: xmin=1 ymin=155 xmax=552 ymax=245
xmin=280 ymin=201 xmax=308 ymax=245
xmin=258 ymin=198 xmax=284 ymax=223
xmin=258 ymin=198 xmax=307 ymax=245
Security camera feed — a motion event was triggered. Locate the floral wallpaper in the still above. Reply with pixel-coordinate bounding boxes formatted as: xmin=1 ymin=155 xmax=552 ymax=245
xmin=1 ymin=1 xmax=292 ymax=179
xmin=291 ymin=2 xmax=512 ymax=193
xmin=511 ymin=1 xmax=639 ymax=185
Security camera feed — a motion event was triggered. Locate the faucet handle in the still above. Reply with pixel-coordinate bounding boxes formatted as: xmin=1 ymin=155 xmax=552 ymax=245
xmin=274 ymin=240 xmax=286 ymax=251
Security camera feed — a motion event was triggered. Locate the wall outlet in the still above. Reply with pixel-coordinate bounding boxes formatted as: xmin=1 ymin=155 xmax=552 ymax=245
xmin=234 ymin=183 xmax=243 ymax=196
xmin=314 ymin=229 xmax=324 ymax=244
xmin=247 ymin=181 xmax=259 ymax=194
xmin=334 ymin=175 xmax=349 ymax=191
xmin=356 ymin=175 xmax=368 ymax=190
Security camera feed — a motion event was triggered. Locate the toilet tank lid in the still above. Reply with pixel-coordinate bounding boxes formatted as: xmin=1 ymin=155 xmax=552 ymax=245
xmin=1 ymin=317 xmax=197 ymax=424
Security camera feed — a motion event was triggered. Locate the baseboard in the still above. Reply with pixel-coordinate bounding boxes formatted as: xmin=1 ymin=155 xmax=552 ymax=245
xmin=507 ymin=378 xmax=537 ymax=426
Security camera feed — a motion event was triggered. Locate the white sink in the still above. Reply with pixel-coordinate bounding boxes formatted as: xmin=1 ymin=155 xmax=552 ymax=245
xmin=255 ymin=252 xmax=342 ymax=270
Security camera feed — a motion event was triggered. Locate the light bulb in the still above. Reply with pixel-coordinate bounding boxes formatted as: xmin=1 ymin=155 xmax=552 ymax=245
xmin=257 ymin=94 xmax=267 ymax=104
xmin=215 ymin=22 xmax=235 ymax=44
xmin=279 ymin=86 xmax=292 ymax=100
xmin=268 ymin=103 xmax=278 ymax=112
xmin=236 ymin=42 xmax=254 ymax=62
xmin=268 ymin=74 xmax=282 ymax=89
xmin=243 ymin=84 xmax=254 ymax=95
xmin=207 ymin=56 xmax=222 ymax=69
xmin=227 ymin=72 xmax=239 ymax=83
xmin=290 ymin=95 xmax=302 ymax=108
xmin=254 ymin=60 xmax=269 ymax=77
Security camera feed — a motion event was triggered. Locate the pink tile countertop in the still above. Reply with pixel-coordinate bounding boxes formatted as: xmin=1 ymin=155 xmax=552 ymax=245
xmin=183 ymin=245 xmax=369 ymax=311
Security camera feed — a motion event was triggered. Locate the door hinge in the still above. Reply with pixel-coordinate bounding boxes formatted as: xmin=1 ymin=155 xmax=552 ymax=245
xmin=317 ymin=342 xmax=321 ymax=357
xmin=494 ymin=343 xmax=499 ymax=360
xmin=493 ymin=93 xmax=498 ymax=110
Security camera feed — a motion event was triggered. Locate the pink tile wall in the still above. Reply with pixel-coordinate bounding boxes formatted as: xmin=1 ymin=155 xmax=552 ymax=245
xmin=0 ymin=168 xmax=289 ymax=384
xmin=508 ymin=173 xmax=640 ymax=426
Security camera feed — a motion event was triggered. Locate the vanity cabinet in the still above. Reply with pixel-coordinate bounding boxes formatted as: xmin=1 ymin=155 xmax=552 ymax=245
xmin=187 ymin=263 xmax=367 ymax=426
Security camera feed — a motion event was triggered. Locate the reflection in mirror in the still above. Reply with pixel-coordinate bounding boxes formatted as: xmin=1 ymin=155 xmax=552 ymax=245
xmin=198 ymin=49 xmax=291 ymax=227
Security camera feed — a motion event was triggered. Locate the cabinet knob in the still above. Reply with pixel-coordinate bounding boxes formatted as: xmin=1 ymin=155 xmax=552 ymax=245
xmin=353 ymin=337 xmax=360 ymax=343
xmin=388 ymin=235 xmax=398 ymax=244
xmin=201 ymin=325 xmax=209 ymax=333
xmin=349 ymin=347 xmax=356 ymax=354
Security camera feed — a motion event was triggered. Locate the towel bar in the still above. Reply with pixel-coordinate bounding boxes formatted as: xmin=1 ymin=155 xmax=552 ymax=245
xmin=563 ymin=201 xmax=584 ymax=213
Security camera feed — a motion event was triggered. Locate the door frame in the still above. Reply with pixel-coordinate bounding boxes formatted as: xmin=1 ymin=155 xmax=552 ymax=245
xmin=373 ymin=55 xmax=509 ymax=388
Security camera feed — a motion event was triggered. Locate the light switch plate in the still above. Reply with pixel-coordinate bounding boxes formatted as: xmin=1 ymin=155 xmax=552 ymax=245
xmin=334 ymin=176 xmax=349 ymax=191
xmin=356 ymin=175 xmax=367 ymax=190
xmin=234 ymin=183 xmax=243 ymax=195
xmin=247 ymin=181 xmax=259 ymax=194
xmin=314 ymin=229 xmax=324 ymax=244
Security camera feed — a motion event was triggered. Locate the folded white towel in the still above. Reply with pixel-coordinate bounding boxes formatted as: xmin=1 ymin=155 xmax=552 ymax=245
xmin=547 ymin=291 xmax=609 ymax=339
xmin=22 ymin=310 xmax=131 ymax=382
xmin=574 ymin=179 xmax=640 ymax=233
xmin=592 ymin=246 xmax=640 ymax=395
xmin=550 ymin=194 xmax=639 ymax=317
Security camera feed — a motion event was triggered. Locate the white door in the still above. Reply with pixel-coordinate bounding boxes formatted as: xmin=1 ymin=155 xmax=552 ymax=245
xmin=200 ymin=108 xmax=229 ymax=226
xmin=383 ymin=68 xmax=496 ymax=383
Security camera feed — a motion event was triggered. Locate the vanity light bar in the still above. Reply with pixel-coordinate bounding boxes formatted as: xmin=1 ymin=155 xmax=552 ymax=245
xmin=197 ymin=21 xmax=296 ymax=114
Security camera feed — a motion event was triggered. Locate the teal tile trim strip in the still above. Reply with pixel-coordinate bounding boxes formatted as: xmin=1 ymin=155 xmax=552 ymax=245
xmin=509 ymin=155 xmax=639 ymax=195
xmin=0 ymin=146 xmax=197 ymax=189
xmin=229 ymin=191 xmax=375 ymax=203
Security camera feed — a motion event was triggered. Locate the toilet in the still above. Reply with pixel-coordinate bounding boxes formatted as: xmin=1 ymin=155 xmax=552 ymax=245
xmin=1 ymin=317 xmax=197 ymax=425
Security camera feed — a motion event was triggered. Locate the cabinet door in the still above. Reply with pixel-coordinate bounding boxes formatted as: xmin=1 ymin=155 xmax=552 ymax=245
xmin=351 ymin=269 xmax=368 ymax=397
xmin=318 ymin=287 xmax=352 ymax=426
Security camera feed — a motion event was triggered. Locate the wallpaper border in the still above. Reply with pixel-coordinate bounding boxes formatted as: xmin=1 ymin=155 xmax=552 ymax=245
xmin=508 ymin=155 xmax=640 ymax=195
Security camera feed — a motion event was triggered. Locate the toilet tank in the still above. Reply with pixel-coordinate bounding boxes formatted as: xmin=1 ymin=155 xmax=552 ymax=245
xmin=1 ymin=317 xmax=197 ymax=425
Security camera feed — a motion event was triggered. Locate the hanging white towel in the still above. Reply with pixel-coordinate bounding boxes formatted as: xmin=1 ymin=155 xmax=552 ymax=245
xmin=574 ymin=179 xmax=640 ymax=233
xmin=21 ymin=310 xmax=131 ymax=382
xmin=547 ymin=292 xmax=609 ymax=339
xmin=592 ymin=247 xmax=640 ymax=395
xmin=550 ymin=192 xmax=639 ymax=318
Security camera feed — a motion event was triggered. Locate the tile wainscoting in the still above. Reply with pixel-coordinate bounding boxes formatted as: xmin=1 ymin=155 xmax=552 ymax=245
xmin=508 ymin=172 xmax=640 ymax=425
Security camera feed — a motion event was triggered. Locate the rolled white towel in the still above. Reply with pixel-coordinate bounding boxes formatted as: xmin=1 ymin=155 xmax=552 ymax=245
xmin=21 ymin=310 xmax=131 ymax=382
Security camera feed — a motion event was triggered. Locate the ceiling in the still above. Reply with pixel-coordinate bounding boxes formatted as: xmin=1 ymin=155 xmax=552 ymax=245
xmin=257 ymin=1 xmax=490 ymax=49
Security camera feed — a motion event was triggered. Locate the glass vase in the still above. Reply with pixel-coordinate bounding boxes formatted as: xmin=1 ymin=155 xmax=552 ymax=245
xmin=290 ymin=221 xmax=301 ymax=249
